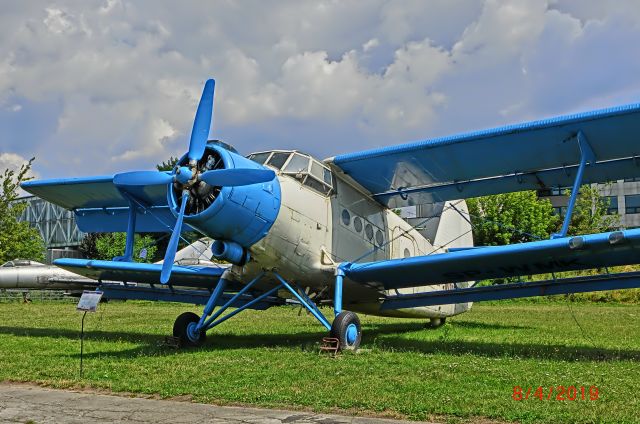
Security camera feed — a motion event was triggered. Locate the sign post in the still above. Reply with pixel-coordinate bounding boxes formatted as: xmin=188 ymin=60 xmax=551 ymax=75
xmin=76 ymin=290 xmax=103 ymax=378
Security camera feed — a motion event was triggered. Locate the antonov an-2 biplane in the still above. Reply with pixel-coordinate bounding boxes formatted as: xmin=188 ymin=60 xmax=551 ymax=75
xmin=22 ymin=79 xmax=640 ymax=350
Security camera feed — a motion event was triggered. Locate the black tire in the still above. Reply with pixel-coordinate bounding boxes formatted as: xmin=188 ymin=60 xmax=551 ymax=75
xmin=330 ymin=311 xmax=362 ymax=351
xmin=173 ymin=312 xmax=206 ymax=347
xmin=427 ymin=317 xmax=446 ymax=328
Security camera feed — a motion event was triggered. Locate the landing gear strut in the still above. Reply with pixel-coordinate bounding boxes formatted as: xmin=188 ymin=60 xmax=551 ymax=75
xmin=169 ymin=268 xmax=363 ymax=352
xmin=331 ymin=265 xmax=362 ymax=351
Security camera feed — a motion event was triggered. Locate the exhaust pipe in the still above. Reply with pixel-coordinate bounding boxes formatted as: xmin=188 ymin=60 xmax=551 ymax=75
xmin=211 ymin=240 xmax=250 ymax=266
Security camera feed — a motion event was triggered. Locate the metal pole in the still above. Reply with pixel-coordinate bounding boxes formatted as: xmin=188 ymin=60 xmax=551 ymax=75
xmin=80 ymin=311 xmax=87 ymax=378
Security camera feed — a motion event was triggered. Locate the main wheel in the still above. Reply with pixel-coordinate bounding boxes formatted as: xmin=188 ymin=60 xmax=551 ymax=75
xmin=427 ymin=317 xmax=446 ymax=328
xmin=173 ymin=312 xmax=206 ymax=347
xmin=330 ymin=311 xmax=362 ymax=351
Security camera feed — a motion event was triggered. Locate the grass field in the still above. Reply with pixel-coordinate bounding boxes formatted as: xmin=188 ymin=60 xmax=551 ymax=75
xmin=0 ymin=300 xmax=638 ymax=423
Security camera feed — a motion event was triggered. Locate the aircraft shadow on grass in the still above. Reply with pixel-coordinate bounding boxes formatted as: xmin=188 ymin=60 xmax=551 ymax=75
xmin=0 ymin=321 xmax=637 ymax=362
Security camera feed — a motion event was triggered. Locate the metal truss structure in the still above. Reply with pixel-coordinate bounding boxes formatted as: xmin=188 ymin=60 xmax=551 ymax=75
xmin=15 ymin=195 xmax=84 ymax=249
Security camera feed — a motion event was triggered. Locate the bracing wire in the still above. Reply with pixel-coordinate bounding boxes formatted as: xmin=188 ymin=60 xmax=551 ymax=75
xmin=566 ymin=301 xmax=595 ymax=346
xmin=450 ymin=199 xmax=595 ymax=344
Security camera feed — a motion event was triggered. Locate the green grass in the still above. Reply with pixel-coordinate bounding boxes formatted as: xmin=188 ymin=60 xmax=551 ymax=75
xmin=0 ymin=300 xmax=638 ymax=423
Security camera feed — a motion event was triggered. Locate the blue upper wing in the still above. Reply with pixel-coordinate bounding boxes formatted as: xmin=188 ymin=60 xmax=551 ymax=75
xmin=343 ymin=228 xmax=640 ymax=289
xmin=332 ymin=103 xmax=640 ymax=207
xmin=21 ymin=175 xmax=177 ymax=232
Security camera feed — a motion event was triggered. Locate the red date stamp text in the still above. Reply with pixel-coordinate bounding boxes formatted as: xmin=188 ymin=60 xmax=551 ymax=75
xmin=512 ymin=386 xmax=599 ymax=401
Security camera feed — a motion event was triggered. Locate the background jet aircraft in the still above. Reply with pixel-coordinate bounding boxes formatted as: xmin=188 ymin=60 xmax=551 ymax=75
xmin=0 ymin=259 xmax=96 ymax=291
xmin=22 ymin=78 xmax=640 ymax=350
xmin=0 ymin=238 xmax=216 ymax=291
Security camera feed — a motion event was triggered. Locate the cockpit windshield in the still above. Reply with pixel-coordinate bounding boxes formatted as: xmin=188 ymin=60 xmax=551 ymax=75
xmin=247 ymin=150 xmax=334 ymax=196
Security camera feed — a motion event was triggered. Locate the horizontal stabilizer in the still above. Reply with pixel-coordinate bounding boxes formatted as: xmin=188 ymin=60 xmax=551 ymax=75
xmin=55 ymin=258 xmax=228 ymax=288
xmin=343 ymin=228 xmax=640 ymax=289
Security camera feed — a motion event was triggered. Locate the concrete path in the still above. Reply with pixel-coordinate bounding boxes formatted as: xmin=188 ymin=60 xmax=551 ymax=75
xmin=0 ymin=383 xmax=440 ymax=424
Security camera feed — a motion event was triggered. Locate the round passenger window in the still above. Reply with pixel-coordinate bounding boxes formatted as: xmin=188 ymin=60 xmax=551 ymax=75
xmin=376 ymin=229 xmax=384 ymax=246
xmin=353 ymin=217 xmax=363 ymax=232
xmin=365 ymin=223 xmax=373 ymax=240
xmin=341 ymin=209 xmax=351 ymax=226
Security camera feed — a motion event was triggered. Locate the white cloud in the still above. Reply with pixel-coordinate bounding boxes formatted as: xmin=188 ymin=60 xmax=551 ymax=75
xmin=362 ymin=38 xmax=379 ymax=52
xmin=0 ymin=152 xmax=39 ymax=179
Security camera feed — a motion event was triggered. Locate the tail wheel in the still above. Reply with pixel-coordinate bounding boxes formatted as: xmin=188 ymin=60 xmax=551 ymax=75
xmin=330 ymin=311 xmax=362 ymax=351
xmin=173 ymin=312 xmax=206 ymax=347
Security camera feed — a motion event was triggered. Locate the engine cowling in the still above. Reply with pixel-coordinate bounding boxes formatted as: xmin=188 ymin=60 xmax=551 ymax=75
xmin=168 ymin=143 xmax=281 ymax=252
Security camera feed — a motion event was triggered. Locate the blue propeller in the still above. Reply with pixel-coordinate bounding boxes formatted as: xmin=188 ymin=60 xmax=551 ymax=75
xmin=199 ymin=168 xmax=275 ymax=186
xmin=112 ymin=78 xmax=275 ymax=284
xmin=188 ymin=79 xmax=215 ymax=164
xmin=160 ymin=190 xmax=188 ymax=284
xmin=159 ymin=79 xmax=216 ymax=283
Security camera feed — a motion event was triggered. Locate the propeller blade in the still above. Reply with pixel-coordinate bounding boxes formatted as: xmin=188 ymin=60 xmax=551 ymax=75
xmin=161 ymin=191 xmax=189 ymax=284
xmin=199 ymin=168 xmax=275 ymax=187
xmin=188 ymin=79 xmax=215 ymax=163
xmin=113 ymin=171 xmax=173 ymax=187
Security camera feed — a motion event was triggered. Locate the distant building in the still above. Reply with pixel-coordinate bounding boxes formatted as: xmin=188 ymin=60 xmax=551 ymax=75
xmin=539 ymin=179 xmax=640 ymax=229
xmin=14 ymin=195 xmax=84 ymax=264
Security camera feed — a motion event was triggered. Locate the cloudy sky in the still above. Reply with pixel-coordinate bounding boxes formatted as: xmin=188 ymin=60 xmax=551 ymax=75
xmin=1 ymin=0 xmax=640 ymax=179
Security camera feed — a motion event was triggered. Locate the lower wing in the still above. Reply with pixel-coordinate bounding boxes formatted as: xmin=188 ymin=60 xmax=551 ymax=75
xmin=55 ymin=258 xmax=228 ymax=289
xmin=343 ymin=228 xmax=640 ymax=289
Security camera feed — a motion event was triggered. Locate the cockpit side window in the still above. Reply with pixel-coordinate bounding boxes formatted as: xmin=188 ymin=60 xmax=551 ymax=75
xmin=283 ymin=153 xmax=310 ymax=174
xmin=267 ymin=152 xmax=290 ymax=169
xmin=323 ymin=168 xmax=333 ymax=186
xmin=310 ymin=161 xmax=324 ymax=181
xmin=303 ymin=176 xmax=331 ymax=195
xmin=248 ymin=152 xmax=271 ymax=165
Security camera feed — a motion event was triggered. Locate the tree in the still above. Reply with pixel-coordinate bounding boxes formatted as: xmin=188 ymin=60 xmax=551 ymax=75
xmin=80 ymin=232 xmax=158 ymax=262
xmin=0 ymin=158 xmax=46 ymax=263
xmin=567 ymin=184 xmax=619 ymax=236
xmin=78 ymin=233 xmax=100 ymax=259
xmin=156 ymin=156 xmax=179 ymax=171
xmin=466 ymin=191 xmax=560 ymax=246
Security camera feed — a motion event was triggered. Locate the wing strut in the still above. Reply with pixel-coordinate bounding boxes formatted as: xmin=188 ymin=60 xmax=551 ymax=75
xmin=113 ymin=194 xmax=138 ymax=262
xmin=552 ymin=130 xmax=596 ymax=239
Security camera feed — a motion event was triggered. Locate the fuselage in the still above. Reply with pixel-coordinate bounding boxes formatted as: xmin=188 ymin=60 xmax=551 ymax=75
xmin=236 ymin=150 xmax=474 ymax=319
